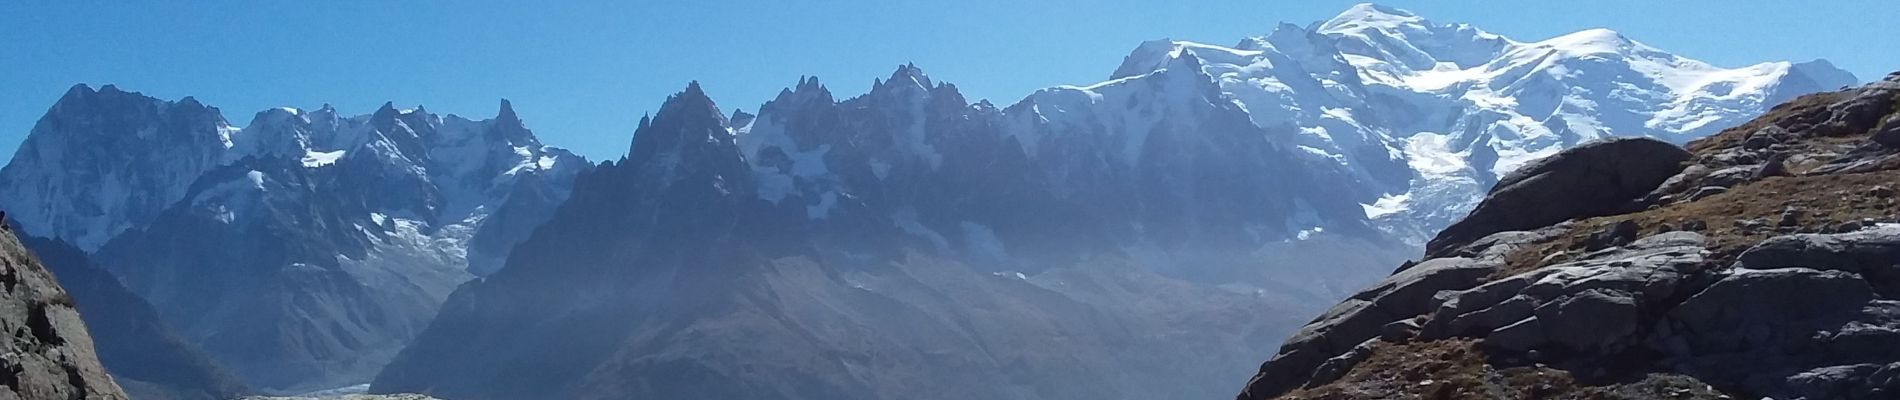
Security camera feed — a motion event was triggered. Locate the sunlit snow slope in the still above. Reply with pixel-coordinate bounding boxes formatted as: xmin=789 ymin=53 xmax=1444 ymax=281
xmin=1103 ymin=3 xmax=1857 ymax=242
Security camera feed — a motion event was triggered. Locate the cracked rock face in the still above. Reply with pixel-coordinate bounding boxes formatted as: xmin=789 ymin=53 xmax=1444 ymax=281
xmin=1239 ymin=75 xmax=1900 ymax=400
xmin=1246 ymin=214 xmax=1900 ymax=400
xmin=0 ymin=228 xmax=126 ymax=400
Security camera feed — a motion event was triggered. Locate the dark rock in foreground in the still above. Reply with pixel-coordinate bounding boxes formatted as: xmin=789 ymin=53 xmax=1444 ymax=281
xmin=0 ymin=226 xmax=127 ymax=399
xmin=1241 ymin=73 xmax=1900 ymax=399
xmin=20 ymin=236 xmax=249 ymax=400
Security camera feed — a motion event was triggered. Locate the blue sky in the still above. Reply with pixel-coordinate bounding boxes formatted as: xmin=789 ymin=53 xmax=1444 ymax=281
xmin=2 ymin=1 xmax=1894 ymax=161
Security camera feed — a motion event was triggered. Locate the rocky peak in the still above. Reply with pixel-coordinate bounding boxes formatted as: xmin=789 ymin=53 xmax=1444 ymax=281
xmin=728 ymin=108 xmax=756 ymax=130
xmin=1153 ymin=49 xmax=1219 ymax=92
xmin=764 ymin=76 xmax=837 ymax=116
xmin=1110 ymin=39 xmax=1184 ymax=79
xmin=0 ymin=84 xmax=234 ymax=250
xmin=1104 ymin=43 xmax=1231 ymax=100
xmin=368 ymin=101 xmax=402 ymax=127
xmin=361 ymin=101 xmax=436 ymax=166
xmin=629 ymin=82 xmax=731 ymax=157
xmin=1252 ymin=23 xmax=1314 ymax=52
xmin=59 ymin=82 xmax=96 ymax=101
xmin=233 ymin=107 xmax=314 ymax=160
xmin=249 ymin=107 xmax=303 ymax=126
xmin=50 ymin=83 xmax=108 ymax=116
xmin=1792 ymin=59 xmax=1862 ymax=90
xmin=484 ymin=98 xmax=537 ymax=144
xmin=794 ymin=75 xmax=826 ymax=94
xmin=495 ymin=98 xmax=522 ymax=128
xmin=305 ymin=104 xmax=343 ymax=141
xmin=623 ymin=82 xmax=747 ymax=192
xmin=870 ymin=63 xmax=935 ymax=96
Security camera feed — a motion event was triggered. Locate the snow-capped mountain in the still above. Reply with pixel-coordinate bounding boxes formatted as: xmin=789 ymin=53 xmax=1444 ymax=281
xmin=0 ymin=85 xmax=235 ymax=250
xmin=0 ymin=84 xmax=588 ymax=392
xmin=0 ymin=4 xmax=1856 ymax=398
xmin=373 ymin=63 xmax=1411 ymax=399
xmin=1107 ymin=3 xmax=1857 ymax=241
xmin=369 ymin=5 xmax=1856 ymax=399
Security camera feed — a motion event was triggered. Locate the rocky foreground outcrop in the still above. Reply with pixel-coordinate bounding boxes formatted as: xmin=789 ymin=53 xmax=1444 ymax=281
xmin=20 ymin=237 xmax=249 ymax=400
xmin=1238 ymin=73 xmax=1900 ymax=400
xmin=0 ymin=225 xmax=127 ymax=399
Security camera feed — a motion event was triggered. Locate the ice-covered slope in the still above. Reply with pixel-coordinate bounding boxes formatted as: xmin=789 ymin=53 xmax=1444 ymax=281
xmin=1105 ymin=3 xmax=1858 ymax=242
xmin=0 ymin=85 xmax=235 ymax=250
xmin=0 ymin=85 xmax=589 ymax=392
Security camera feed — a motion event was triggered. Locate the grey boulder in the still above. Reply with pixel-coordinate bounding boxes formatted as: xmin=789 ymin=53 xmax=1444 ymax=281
xmin=1419 ymin=232 xmax=1707 ymax=355
xmin=1427 ymin=137 xmax=1691 ymax=257
xmin=1236 ymin=257 xmax=1497 ymax=398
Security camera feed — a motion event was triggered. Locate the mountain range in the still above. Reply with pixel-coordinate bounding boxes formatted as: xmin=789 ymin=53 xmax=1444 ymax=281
xmin=1111 ymin=3 xmax=1855 ymax=241
xmin=374 ymin=5 xmax=1853 ymax=399
xmin=0 ymin=84 xmax=586 ymax=393
xmin=0 ymin=3 xmax=1859 ymax=398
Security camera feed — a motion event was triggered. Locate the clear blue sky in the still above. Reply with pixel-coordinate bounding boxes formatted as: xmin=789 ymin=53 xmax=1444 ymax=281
xmin=2 ymin=1 xmax=1894 ymax=161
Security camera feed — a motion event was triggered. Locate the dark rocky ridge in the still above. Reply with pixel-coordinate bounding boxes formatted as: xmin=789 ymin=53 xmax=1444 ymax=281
xmin=0 ymin=223 xmax=127 ymax=399
xmin=1238 ymin=73 xmax=1900 ymax=400
xmin=373 ymin=66 xmax=1406 ymax=399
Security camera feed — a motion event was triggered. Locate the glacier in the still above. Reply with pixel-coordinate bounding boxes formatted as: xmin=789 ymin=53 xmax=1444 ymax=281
xmin=0 ymin=85 xmax=589 ymax=392
xmin=1099 ymin=3 xmax=1857 ymax=242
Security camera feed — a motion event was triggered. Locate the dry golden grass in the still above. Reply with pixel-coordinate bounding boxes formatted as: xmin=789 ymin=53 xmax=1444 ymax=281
xmin=1279 ymin=340 xmax=1726 ymax=400
xmin=1496 ymin=170 xmax=1900 ymax=277
xmin=1684 ymin=91 xmax=1846 ymax=154
xmin=1489 ymin=88 xmax=1900 ymax=278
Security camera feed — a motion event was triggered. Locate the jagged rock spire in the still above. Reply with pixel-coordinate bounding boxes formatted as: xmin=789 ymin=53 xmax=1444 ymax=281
xmin=497 ymin=98 xmax=521 ymax=126
xmin=626 ymin=81 xmax=733 ymax=164
xmin=370 ymin=101 xmax=401 ymax=125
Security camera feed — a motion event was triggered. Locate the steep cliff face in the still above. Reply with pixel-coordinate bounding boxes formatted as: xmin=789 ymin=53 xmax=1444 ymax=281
xmin=1237 ymin=73 xmax=1900 ymax=400
xmin=0 ymin=85 xmax=232 ymax=251
xmin=0 ymin=224 xmax=128 ymax=400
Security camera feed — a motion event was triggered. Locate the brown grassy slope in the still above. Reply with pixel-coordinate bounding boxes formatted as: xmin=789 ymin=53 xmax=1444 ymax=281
xmin=1278 ymin=340 xmax=1726 ymax=400
xmin=1497 ymin=88 xmax=1900 ymax=278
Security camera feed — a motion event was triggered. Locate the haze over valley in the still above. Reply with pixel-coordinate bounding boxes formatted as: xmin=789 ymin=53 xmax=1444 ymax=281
xmin=0 ymin=3 xmax=1888 ymax=400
